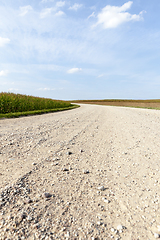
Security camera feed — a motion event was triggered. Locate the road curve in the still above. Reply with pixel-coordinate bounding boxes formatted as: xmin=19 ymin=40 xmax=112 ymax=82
xmin=1 ymin=104 xmax=160 ymax=239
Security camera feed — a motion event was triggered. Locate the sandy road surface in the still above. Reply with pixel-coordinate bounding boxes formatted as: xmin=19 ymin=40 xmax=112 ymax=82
xmin=1 ymin=104 xmax=160 ymax=240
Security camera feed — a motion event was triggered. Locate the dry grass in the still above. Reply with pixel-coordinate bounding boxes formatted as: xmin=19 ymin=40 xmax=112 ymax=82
xmin=72 ymin=99 xmax=160 ymax=109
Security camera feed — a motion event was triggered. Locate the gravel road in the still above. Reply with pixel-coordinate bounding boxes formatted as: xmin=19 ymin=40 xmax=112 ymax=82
xmin=1 ymin=104 xmax=160 ymax=240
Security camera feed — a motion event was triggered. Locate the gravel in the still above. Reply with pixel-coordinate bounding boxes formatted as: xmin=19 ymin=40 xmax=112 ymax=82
xmin=1 ymin=104 xmax=160 ymax=239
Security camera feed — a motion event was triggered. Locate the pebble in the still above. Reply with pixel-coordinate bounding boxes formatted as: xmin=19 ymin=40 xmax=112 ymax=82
xmin=83 ymin=169 xmax=89 ymax=174
xmin=27 ymin=215 xmax=32 ymax=221
xmin=65 ymin=231 xmax=70 ymax=237
xmin=97 ymin=221 xmax=102 ymax=226
xmin=103 ymin=197 xmax=110 ymax=203
xmin=53 ymin=157 xmax=60 ymax=161
xmin=20 ymin=212 xmax=27 ymax=220
xmin=66 ymin=151 xmax=72 ymax=155
xmin=62 ymin=168 xmax=69 ymax=172
xmin=53 ymin=162 xmax=59 ymax=166
xmin=43 ymin=192 xmax=52 ymax=198
xmin=154 ymin=233 xmax=160 ymax=239
xmin=117 ymin=225 xmax=125 ymax=230
xmin=98 ymin=186 xmax=105 ymax=191
xmin=24 ymin=198 xmax=32 ymax=204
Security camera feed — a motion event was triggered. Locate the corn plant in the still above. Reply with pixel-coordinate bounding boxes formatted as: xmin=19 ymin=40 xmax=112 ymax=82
xmin=0 ymin=92 xmax=72 ymax=114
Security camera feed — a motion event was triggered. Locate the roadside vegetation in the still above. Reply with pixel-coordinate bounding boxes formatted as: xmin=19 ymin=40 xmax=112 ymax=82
xmin=0 ymin=92 xmax=79 ymax=118
xmin=72 ymin=99 xmax=160 ymax=110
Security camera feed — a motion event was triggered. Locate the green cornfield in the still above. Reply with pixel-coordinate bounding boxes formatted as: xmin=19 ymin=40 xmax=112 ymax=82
xmin=0 ymin=92 xmax=72 ymax=114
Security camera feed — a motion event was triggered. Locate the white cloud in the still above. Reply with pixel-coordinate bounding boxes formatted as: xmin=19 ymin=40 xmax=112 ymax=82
xmin=41 ymin=0 xmax=64 ymax=6
xmin=95 ymin=1 xmax=143 ymax=29
xmin=0 ymin=70 xmax=8 ymax=76
xmin=88 ymin=12 xmax=95 ymax=19
xmin=8 ymin=88 xmax=20 ymax=92
xmin=41 ymin=0 xmax=54 ymax=2
xmin=56 ymin=1 xmax=65 ymax=8
xmin=55 ymin=11 xmax=65 ymax=16
xmin=38 ymin=87 xmax=55 ymax=91
xmin=69 ymin=3 xmax=83 ymax=11
xmin=19 ymin=5 xmax=33 ymax=16
xmin=40 ymin=2 xmax=65 ymax=18
xmin=0 ymin=37 xmax=10 ymax=47
xmin=40 ymin=8 xmax=53 ymax=18
xmin=98 ymin=74 xmax=104 ymax=78
xmin=67 ymin=68 xmax=82 ymax=74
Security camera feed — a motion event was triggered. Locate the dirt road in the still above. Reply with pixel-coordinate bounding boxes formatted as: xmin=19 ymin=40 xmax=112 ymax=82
xmin=1 ymin=104 xmax=160 ymax=239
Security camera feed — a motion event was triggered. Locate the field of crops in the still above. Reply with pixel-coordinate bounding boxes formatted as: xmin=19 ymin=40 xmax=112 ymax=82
xmin=73 ymin=99 xmax=160 ymax=109
xmin=0 ymin=92 xmax=76 ymax=117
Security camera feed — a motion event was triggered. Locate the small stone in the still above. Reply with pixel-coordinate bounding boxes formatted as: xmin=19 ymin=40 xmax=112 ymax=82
xmin=43 ymin=192 xmax=52 ymax=198
xmin=98 ymin=186 xmax=105 ymax=191
xmin=32 ymin=162 xmax=37 ymax=165
xmin=103 ymin=197 xmax=110 ymax=203
xmin=8 ymin=215 xmax=12 ymax=220
xmin=111 ymin=228 xmax=115 ymax=233
xmin=65 ymin=232 xmax=70 ymax=237
xmin=53 ymin=162 xmax=59 ymax=166
xmin=97 ymin=221 xmax=102 ymax=226
xmin=154 ymin=233 xmax=160 ymax=239
xmin=53 ymin=157 xmax=60 ymax=161
xmin=117 ymin=225 xmax=125 ymax=230
xmin=27 ymin=215 xmax=32 ymax=221
xmin=66 ymin=151 xmax=72 ymax=155
xmin=20 ymin=212 xmax=27 ymax=220
xmin=62 ymin=168 xmax=69 ymax=171
xmin=83 ymin=169 xmax=89 ymax=174
xmin=24 ymin=198 xmax=32 ymax=204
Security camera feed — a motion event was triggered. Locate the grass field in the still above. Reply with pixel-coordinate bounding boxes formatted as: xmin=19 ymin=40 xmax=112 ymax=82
xmin=0 ymin=92 xmax=78 ymax=118
xmin=72 ymin=99 xmax=160 ymax=110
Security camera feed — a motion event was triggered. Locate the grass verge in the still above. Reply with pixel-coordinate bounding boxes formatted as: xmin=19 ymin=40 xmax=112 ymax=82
xmin=0 ymin=105 xmax=79 ymax=119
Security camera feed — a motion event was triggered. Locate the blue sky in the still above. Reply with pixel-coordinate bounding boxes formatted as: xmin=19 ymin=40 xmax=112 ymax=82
xmin=0 ymin=0 xmax=160 ymax=100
